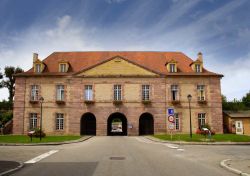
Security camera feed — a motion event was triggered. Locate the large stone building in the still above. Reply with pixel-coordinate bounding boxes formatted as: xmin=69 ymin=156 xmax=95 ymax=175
xmin=13 ymin=51 xmax=223 ymax=136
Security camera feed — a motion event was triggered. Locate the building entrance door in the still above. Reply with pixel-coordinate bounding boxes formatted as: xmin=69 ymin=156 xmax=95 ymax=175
xmin=107 ymin=113 xmax=127 ymax=136
xmin=81 ymin=113 xmax=96 ymax=135
xmin=139 ymin=113 xmax=154 ymax=135
xmin=235 ymin=121 xmax=243 ymax=135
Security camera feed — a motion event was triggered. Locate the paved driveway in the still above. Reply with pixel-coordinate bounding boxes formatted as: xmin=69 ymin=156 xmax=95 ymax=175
xmin=1 ymin=136 xmax=249 ymax=176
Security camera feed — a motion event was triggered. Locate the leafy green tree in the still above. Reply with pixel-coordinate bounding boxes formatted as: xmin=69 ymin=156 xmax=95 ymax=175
xmin=0 ymin=111 xmax=13 ymax=126
xmin=0 ymin=66 xmax=24 ymax=103
xmin=242 ymin=91 xmax=250 ymax=108
xmin=221 ymin=94 xmax=227 ymax=103
xmin=222 ymin=95 xmax=247 ymax=111
xmin=0 ymin=100 xmax=12 ymax=110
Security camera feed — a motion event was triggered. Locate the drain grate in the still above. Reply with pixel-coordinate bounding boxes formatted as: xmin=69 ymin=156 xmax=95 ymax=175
xmin=110 ymin=157 xmax=126 ymax=160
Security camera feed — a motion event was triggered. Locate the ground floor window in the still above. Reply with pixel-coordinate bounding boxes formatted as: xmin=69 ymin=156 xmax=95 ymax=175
xmin=174 ymin=113 xmax=180 ymax=130
xmin=29 ymin=113 xmax=37 ymax=130
xmin=198 ymin=113 xmax=206 ymax=128
xmin=56 ymin=113 xmax=64 ymax=130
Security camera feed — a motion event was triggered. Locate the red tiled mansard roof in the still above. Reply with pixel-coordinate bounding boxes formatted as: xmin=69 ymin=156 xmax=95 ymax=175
xmin=16 ymin=51 xmax=223 ymax=77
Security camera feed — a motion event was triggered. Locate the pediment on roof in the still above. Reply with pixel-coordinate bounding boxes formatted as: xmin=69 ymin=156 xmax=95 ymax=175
xmin=75 ymin=56 xmax=159 ymax=77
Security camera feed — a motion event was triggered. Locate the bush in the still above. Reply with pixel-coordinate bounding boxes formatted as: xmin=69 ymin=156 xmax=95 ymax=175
xmin=0 ymin=111 xmax=13 ymax=126
xmin=0 ymin=100 xmax=13 ymax=110
xmin=29 ymin=128 xmax=46 ymax=138
xmin=196 ymin=128 xmax=215 ymax=136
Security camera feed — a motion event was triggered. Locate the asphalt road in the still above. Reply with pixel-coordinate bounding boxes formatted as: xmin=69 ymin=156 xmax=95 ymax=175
xmin=1 ymin=136 xmax=249 ymax=176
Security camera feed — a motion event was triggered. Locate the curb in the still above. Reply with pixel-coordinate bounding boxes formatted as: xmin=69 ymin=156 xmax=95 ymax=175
xmin=220 ymin=159 xmax=250 ymax=176
xmin=0 ymin=161 xmax=24 ymax=176
xmin=0 ymin=136 xmax=93 ymax=146
xmin=145 ymin=136 xmax=250 ymax=145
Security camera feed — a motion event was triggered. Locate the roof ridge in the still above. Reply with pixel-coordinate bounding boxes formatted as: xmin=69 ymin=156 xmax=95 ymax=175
xmin=52 ymin=51 xmax=184 ymax=53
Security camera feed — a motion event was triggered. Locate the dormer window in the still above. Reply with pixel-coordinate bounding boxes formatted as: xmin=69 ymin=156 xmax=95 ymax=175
xmin=60 ymin=64 xmax=67 ymax=72
xmin=195 ymin=64 xmax=201 ymax=73
xmin=170 ymin=64 xmax=176 ymax=73
xmin=166 ymin=60 xmax=178 ymax=73
xmin=35 ymin=64 xmax=41 ymax=73
xmin=33 ymin=53 xmax=45 ymax=73
xmin=191 ymin=52 xmax=204 ymax=73
xmin=58 ymin=62 xmax=69 ymax=73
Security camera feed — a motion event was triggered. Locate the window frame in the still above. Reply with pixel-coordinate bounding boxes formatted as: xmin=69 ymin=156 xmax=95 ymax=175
xmin=84 ymin=85 xmax=93 ymax=101
xmin=30 ymin=85 xmax=39 ymax=101
xmin=171 ymin=85 xmax=179 ymax=101
xmin=56 ymin=113 xmax=64 ymax=130
xmin=174 ymin=113 xmax=180 ymax=130
xmin=195 ymin=64 xmax=201 ymax=73
xmin=142 ymin=85 xmax=150 ymax=101
xmin=198 ymin=113 xmax=206 ymax=128
xmin=114 ymin=84 xmax=122 ymax=101
xmin=197 ymin=85 xmax=205 ymax=101
xmin=29 ymin=113 xmax=38 ymax=130
xmin=169 ymin=63 xmax=176 ymax=73
xmin=56 ymin=85 xmax=65 ymax=101
xmin=59 ymin=63 xmax=67 ymax=73
xmin=35 ymin=64 xmax=41 ymax=73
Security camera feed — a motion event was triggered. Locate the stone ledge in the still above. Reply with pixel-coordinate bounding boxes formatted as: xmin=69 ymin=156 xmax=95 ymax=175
xmin=0 ymin=136 xmax=93 ymax=146
xmin=145 ymin=136 xmax=250 ymax=145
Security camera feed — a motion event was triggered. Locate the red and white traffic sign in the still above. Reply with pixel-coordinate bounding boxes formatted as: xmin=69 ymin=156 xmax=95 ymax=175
xmin=168 ymin=123 xmax=175 ymax=130
xmin=168 ymin=115 xmax=175 ymax=123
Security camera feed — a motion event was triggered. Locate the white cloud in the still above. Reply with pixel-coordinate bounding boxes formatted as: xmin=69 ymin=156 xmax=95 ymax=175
xmin=206 ymin=53 xmax=250 ymax=101
xmin=0 ymin=14 xmax=102 ymax=100
xmin=0 ymin=1 xmax=249 ymax=101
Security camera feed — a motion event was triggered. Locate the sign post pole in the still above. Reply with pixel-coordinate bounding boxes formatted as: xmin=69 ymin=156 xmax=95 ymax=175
xmin=167 ymin=108 xmax=175 ymax=140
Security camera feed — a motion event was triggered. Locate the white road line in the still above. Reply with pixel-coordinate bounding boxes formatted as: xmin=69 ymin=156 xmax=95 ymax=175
xmin=24 ymin=150 xmax=59 ymax=164
xmin=177 ymin=148 xmax=185 ymax=151
xmin=165 ymin=144 xmax=179 ymax=149
xmin=135 ymin=137 xmax=153 ymax=144
xmin=135 ymin=137 xmax=185 ymax=152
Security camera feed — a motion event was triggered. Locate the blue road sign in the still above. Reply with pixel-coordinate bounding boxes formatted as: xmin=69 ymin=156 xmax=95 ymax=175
xmin=167 ymin=108 xmax=174 ymax=115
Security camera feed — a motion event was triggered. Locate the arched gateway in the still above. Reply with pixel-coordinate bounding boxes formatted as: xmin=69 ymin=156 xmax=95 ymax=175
xmin=107 ymin=112 xmax=127 ymax=136
xmin=139 ymin=113 xmax=154 ymax=135
xmin=81 ymin=113 xmax=96 ymax=135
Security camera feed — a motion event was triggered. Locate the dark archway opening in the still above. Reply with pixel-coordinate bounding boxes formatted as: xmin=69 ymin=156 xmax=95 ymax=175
xmin=107 ymin=113 xmax=127 ymax=136
xmin=139 ymin=113 xmax=154 ymax=135
xmin=81 ymin=113 xmax=96 ymax=135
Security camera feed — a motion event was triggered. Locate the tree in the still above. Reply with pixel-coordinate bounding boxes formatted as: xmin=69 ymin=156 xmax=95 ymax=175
xmin=222 ymin=94 xmax=247 ymax=111
xmin=0 ymin=66 xmax=24 ymax=103
xmin=221 ymin=94 xmax=227 ymax=103
xmin=242 ymin=91 xmax=250 ymax=108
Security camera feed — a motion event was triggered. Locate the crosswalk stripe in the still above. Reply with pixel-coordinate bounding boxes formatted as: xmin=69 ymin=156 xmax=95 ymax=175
xmin=24 ymin=150 xmax=58 ymax=164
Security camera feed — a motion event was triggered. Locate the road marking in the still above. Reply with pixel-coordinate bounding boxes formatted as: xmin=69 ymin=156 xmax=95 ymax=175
xmin=135 ymin=137 xmax=185 ymax=152
xmin=24 ymin=150 xmax=58 ymax=164
xmin=135 ymin=137 xmax=153 ymax=144
xmin=165 ymin=144 xmax=179 ymax=149
xmin=177 ymin=148 xmax=185 ymax=151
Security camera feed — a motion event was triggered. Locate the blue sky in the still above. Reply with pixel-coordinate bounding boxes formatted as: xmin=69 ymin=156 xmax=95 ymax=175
xmin=0 ymin=0 xmax=250 ymax=101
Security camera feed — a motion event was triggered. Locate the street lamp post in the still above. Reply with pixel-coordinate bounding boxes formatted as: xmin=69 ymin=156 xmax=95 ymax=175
xmin=39 ymin=97 xmax=44 ymax=141
xmin=187 ymin=94 xmax=192 ymax=138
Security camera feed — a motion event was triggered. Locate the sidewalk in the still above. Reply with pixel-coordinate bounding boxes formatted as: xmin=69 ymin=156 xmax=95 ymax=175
xmin=0 ymin=161 xmax=23 ymax=176
xmin=145 ymin=136 xmax=250 ymax=145
xmin=0 ymin=136 xmax=92 ymax=146
xmin=221 ymin=159 xmax=250 ymax=176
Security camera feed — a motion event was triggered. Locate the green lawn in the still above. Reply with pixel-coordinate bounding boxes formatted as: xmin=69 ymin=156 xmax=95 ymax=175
xmin=0 ymin=135 xmax=81 ymax=143
xmin=153 ymin=134 xmax=250 ymax=142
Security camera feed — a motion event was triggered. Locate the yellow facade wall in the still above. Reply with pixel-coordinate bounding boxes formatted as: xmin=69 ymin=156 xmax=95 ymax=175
xmin=95 ymin=84 xmax=112 ymax=101
xmin=78 ymin=58 xmax=157 ymax=76
xmin=124 ymin=84 xmax=140 ymax=101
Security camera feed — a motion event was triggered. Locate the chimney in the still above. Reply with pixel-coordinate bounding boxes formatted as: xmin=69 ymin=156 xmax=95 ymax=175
xmin=197 ymin=52 xmax=203 ymax=62
xmin=33 ymin=53 xmax=38 ymax=62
